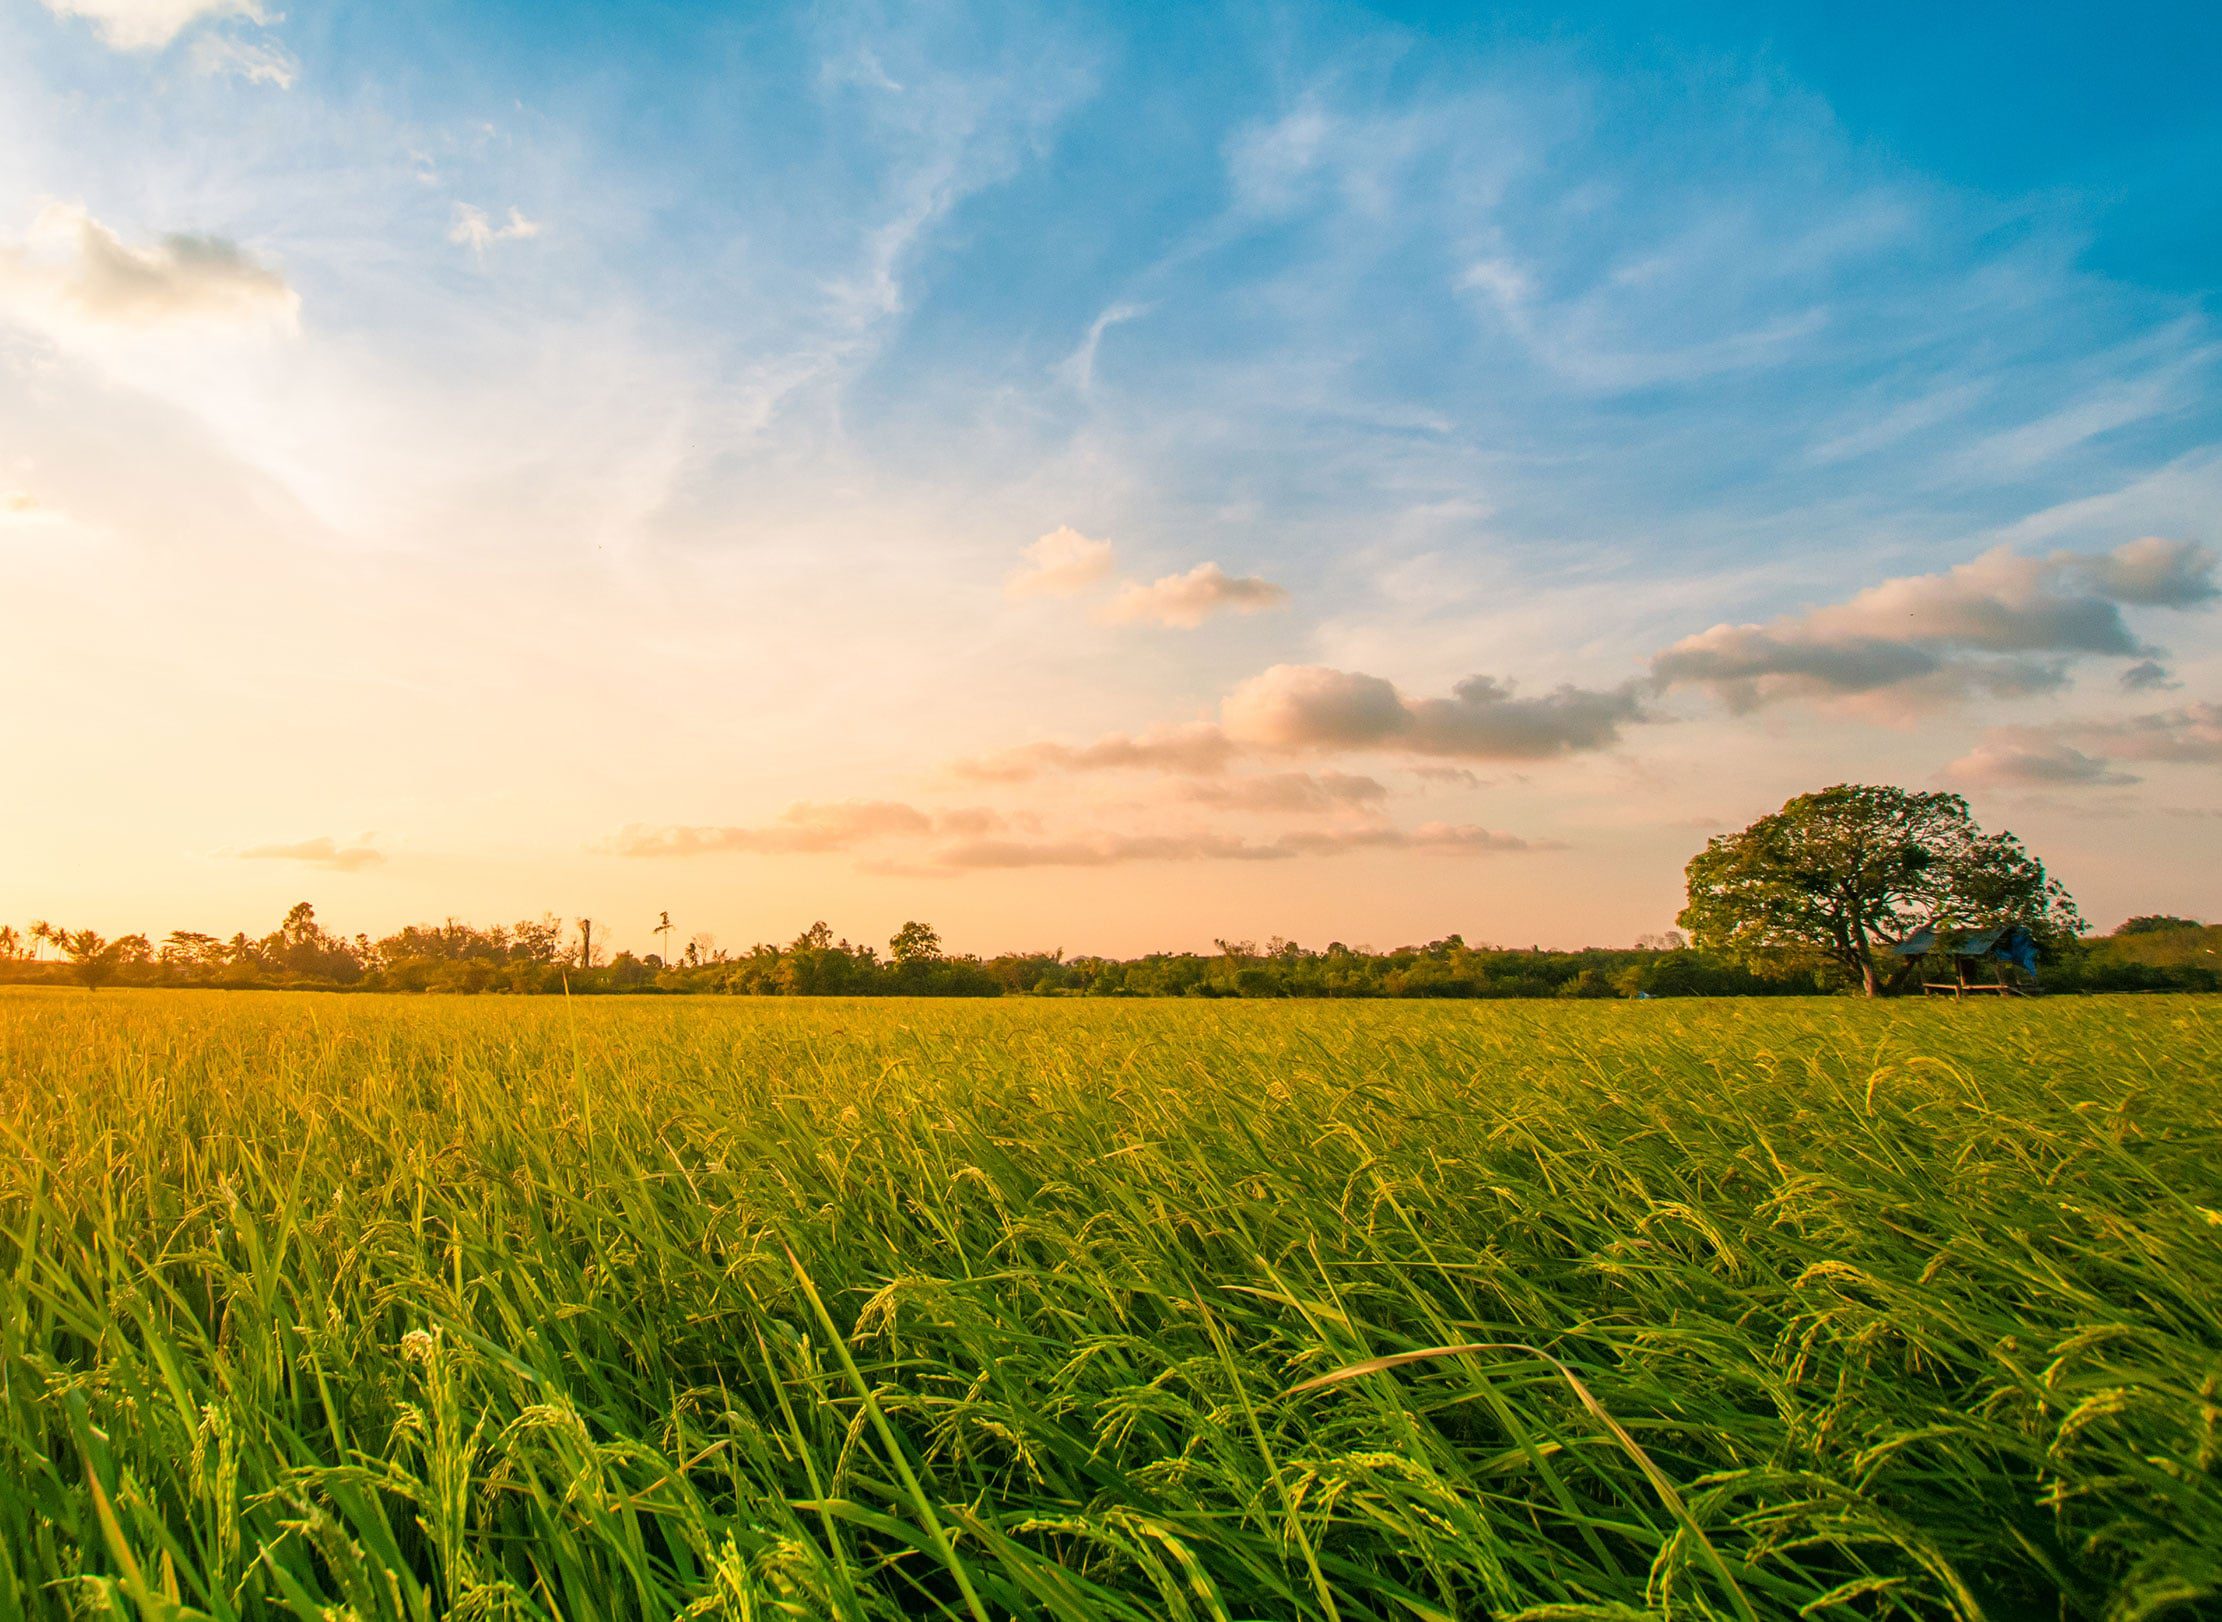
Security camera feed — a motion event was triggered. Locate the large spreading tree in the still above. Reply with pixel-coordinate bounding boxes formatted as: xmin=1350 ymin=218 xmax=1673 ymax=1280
xmin=1679 ymin=784 xmax=2082 ymax=996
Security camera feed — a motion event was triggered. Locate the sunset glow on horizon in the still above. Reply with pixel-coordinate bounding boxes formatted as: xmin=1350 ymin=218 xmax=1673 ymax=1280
xmin=4 ymin=0 xmax=2218 ymax=956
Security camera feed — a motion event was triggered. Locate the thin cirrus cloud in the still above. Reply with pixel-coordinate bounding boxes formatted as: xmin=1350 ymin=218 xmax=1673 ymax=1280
xmin=952 ymin=723 xmax=1238 ymax=781
xmin=1653 ymin=537 xmax=2217 ymax=712
xmin=37 ymin=0 xmax=265 ymax=50
xmin=1004 ymin=526 xmax=1115 ymax=600
xmin=239 ymin=837 xmax=384 ymax=873
xmin=1098 ymin=562 xmax=1289 ymax=629
xmin=930 ymin=823 xmax=1534 ymax=870
xmin=611 ymin=797 xmax=1534 ymax=872
xmin=612 ymin=801 xmax=980 ymax=857
xmin=1180 ymin=771 xmax=1388 ymax=812
xmin=0 ymin=203 xmax=299 ymax=335
xmin=188 ymin=31 xmax=297 ymax=87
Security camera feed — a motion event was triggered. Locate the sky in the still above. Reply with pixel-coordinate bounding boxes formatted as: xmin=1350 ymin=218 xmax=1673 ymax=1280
xmin=2 ymin=0 xmax=2218 ymax=958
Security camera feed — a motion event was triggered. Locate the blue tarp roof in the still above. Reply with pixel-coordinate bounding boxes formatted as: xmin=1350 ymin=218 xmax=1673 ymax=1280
xmin=1890 ymin=925 xmax=2039 ymax=973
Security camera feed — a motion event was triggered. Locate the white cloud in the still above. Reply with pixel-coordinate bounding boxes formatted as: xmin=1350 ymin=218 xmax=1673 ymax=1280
xmin=1099 ymin=561 xmax=1289 ymax=629
xmin=1004 ymin=525 xmax=1115 ymax=600
xmin=449 ymin=204 xmax=544 ymax=258
xmin=37 ymin=0 xmax=265 ymax=50
xmin=0 ymin=203 xmax=299 ymax=335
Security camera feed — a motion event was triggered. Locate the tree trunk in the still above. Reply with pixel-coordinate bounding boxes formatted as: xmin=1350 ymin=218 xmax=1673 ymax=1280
xmin=1846 ymin=912 xmax=1884 ymax=997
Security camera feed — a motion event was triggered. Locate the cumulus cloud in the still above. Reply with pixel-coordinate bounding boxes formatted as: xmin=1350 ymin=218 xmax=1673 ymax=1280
xmin=1005 ymin=526 xmax=1115 ymax=600
xmin=2120 ymin=660 xmax=2178 ymax=692
xmin=0 ymin=204 xmax=299 ymax=334
xmin=239 ymin=837 xmax=384 ymax=872
xmin=449 ymin=205 xmax=543 ymax=258
xmin=1653 ymin=538 xmax=2216 ymax=711
xmin=1181 ymin=771 xmax=1388 ymax=812
xmin=1222 ymin=665 xmax=1645 ymax=759
xmin=953 ymin=722 xmax=1237 ymax=781
xmin=38 ymin=0 xmax=264 ymax=50
xmin=1099 ymin=562 xmax=1289 ymax=628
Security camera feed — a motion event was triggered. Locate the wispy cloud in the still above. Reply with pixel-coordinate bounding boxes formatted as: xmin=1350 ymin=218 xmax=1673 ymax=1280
xmin=612 ymin=793 xmax=1534 ymax=873
xmin=189 ymin=31 xmax=296 ymax=87
xmin=239 ymin=836 xmax=384 ymax=872
xmin=613 ymin=801 xmax=985 ymax=857
xmin=1180 ymin=771 xmax=1387 ymax=812
xmin=1060 ymin=300 xmax=1149 ymax=392
xmin=932 ymin=822 xmax=1534 ymax=870
xmin=1099 ymin=561 xmax=1288 ymax=628
xmin=953 ymin=723 xmax=1237 ymax=781
xmin=448 ymin=204 xmax=543 ymax=259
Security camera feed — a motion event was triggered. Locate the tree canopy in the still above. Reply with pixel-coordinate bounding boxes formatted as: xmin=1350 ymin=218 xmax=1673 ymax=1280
xmin=1678 ymin=784 xmax=2082 ymax=996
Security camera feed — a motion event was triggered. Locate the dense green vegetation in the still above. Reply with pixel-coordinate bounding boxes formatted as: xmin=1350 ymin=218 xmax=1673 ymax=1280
xmin=1 ymin=906 xmax=2214 ymax=999
xmin=2 ymin=990 xmax=2216 ymax=1619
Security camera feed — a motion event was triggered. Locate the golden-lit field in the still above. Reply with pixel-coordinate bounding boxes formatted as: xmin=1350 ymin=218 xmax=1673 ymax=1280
xmin=1 ymin=989 xmax=2217 ymax=1620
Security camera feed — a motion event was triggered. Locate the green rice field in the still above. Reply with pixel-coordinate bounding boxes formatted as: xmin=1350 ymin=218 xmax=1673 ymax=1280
xmin=1 ymin=989 xmax=2217 ymax=1621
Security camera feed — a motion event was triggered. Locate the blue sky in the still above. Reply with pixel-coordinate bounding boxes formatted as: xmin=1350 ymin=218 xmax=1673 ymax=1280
xmin=2 ymin=0 xmax=2217 ymax=950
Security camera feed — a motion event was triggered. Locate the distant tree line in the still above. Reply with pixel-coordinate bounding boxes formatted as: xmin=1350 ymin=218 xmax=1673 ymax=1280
xmin=0 ymin=904 xmax=2211 ymax=998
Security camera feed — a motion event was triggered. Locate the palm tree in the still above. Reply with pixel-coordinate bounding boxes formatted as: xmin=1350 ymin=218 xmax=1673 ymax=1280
xmin=654 ymin=910 xmax=675 ymax=967
xmin=28 ymin=920 xmax=53 ymax=961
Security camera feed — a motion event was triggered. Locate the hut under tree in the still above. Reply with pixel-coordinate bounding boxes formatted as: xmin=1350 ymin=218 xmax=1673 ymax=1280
xmin=1889 ymin=925 xmax=2041 ymax=997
